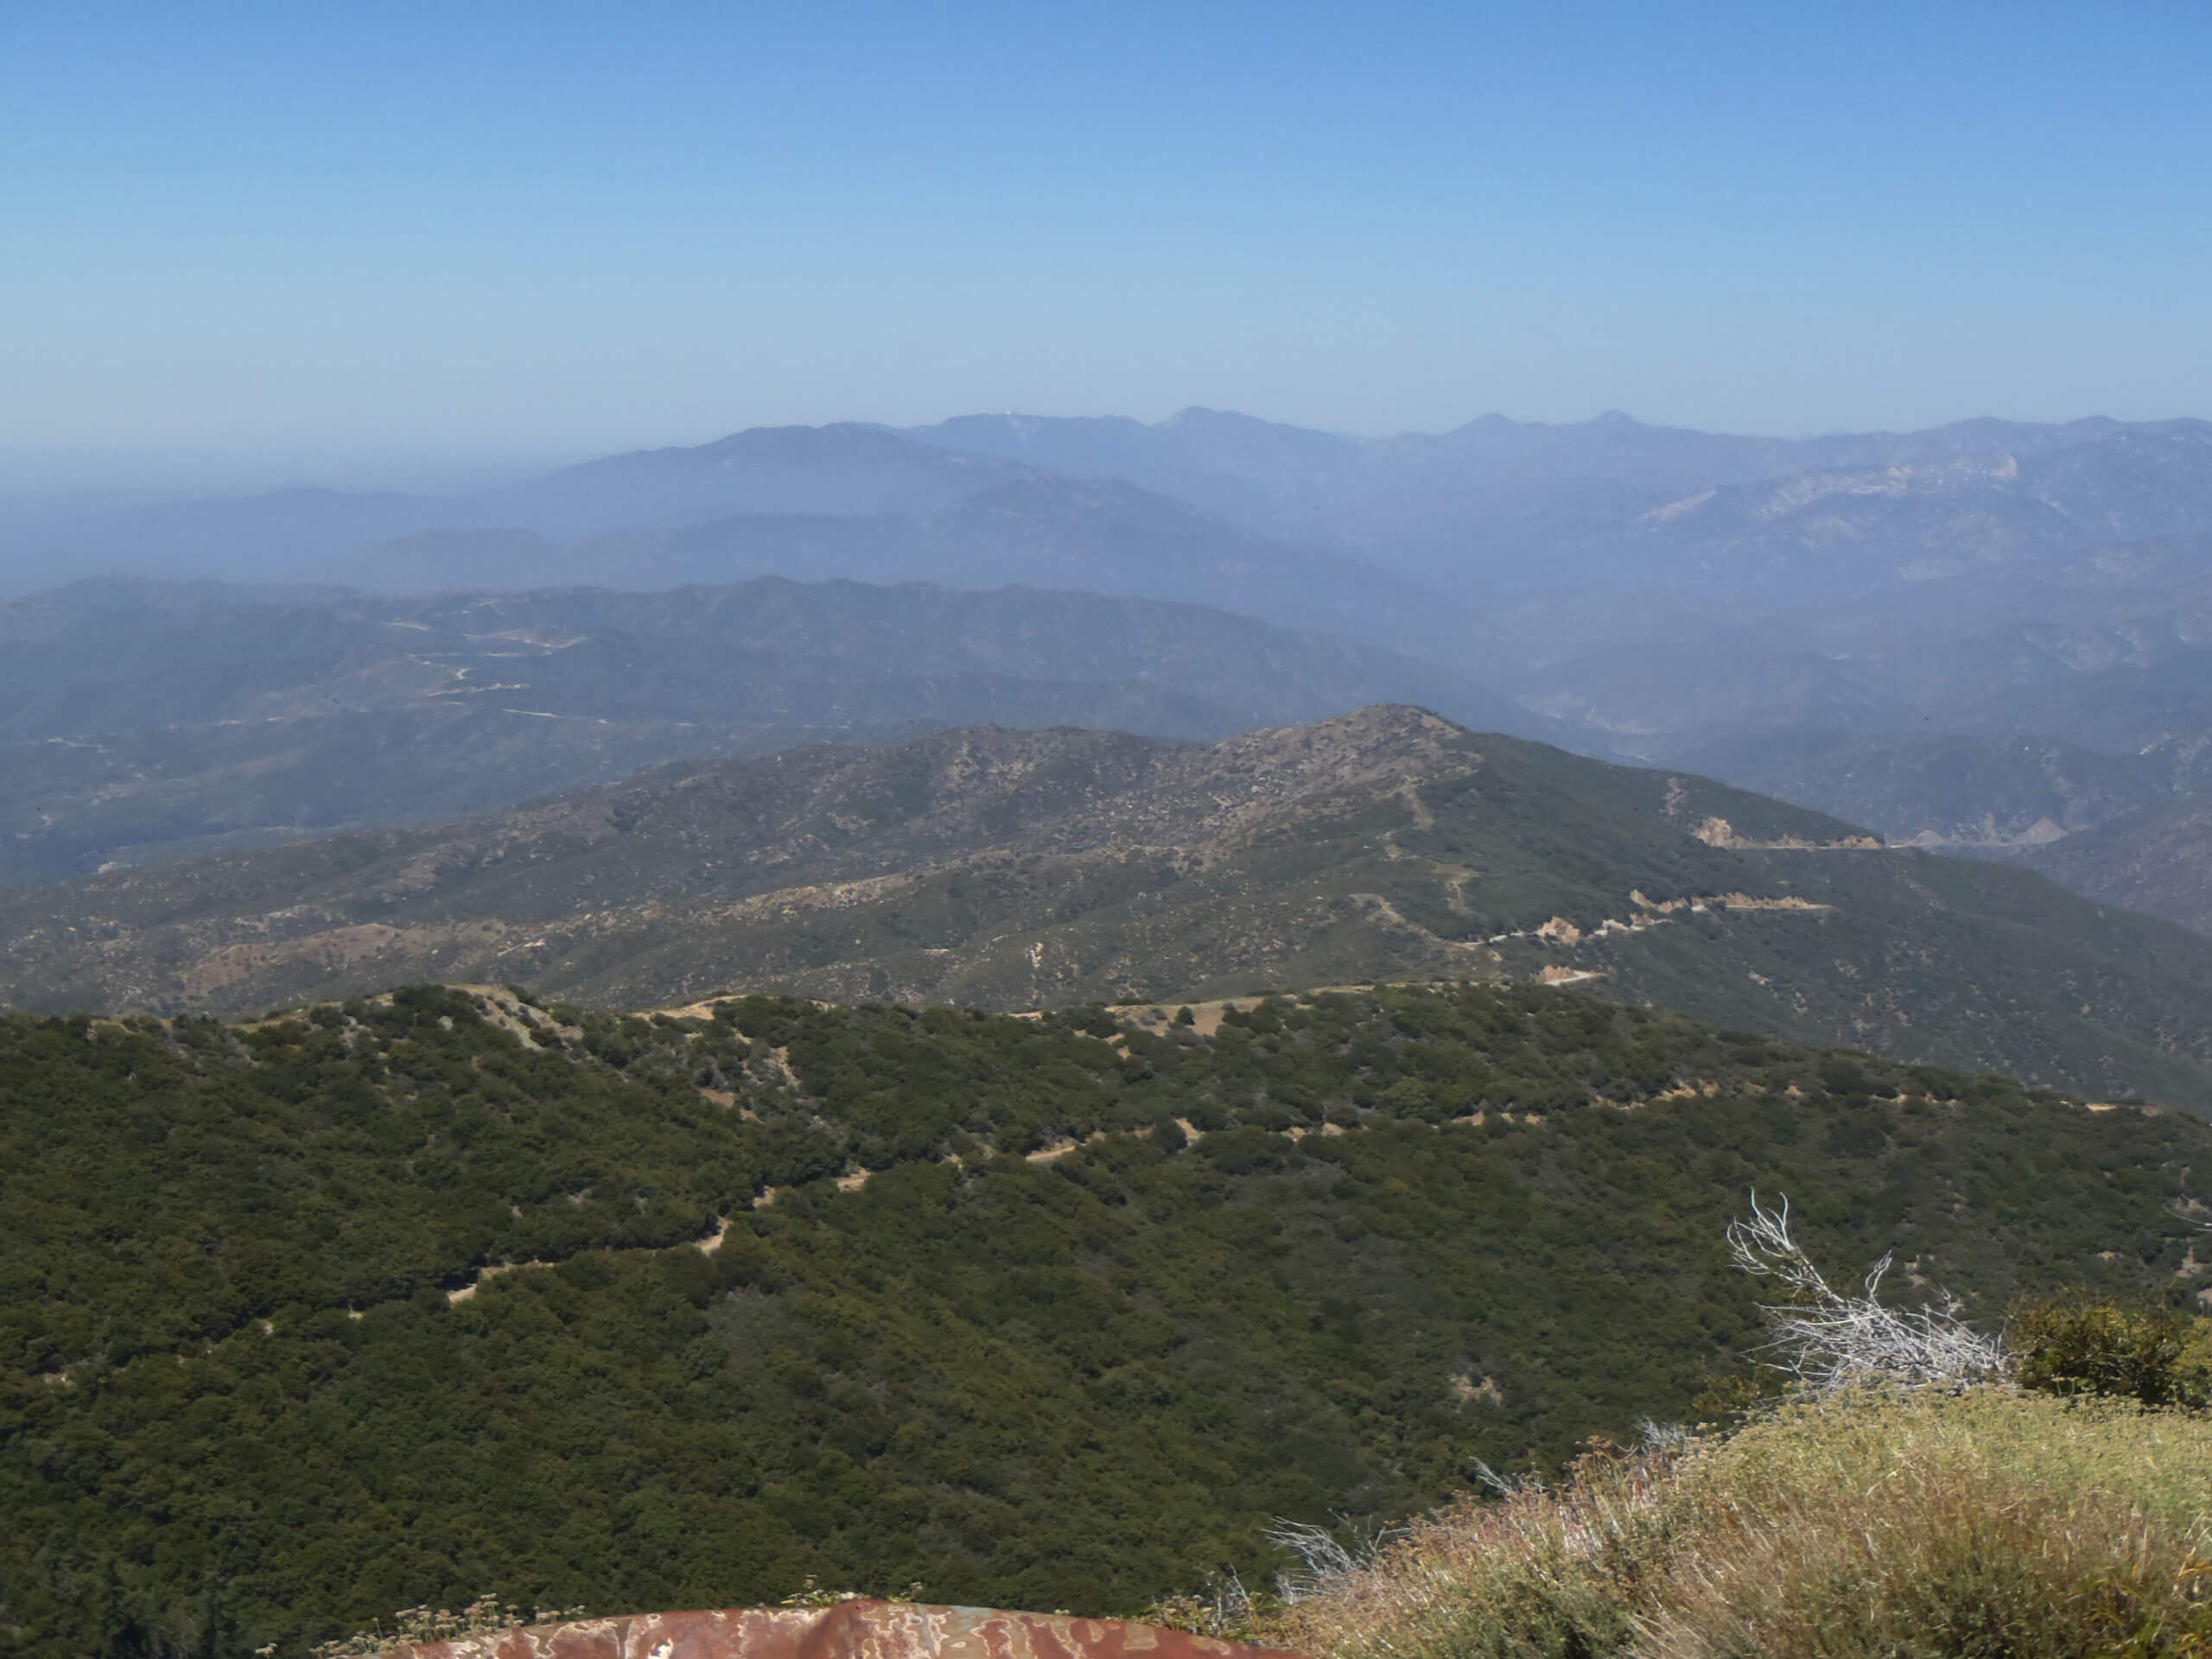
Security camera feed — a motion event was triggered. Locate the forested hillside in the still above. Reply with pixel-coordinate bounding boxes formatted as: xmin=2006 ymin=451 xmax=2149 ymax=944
xmin=12 ymin=707 xmax=2212 ymax=1109
xmin=5 ymin=979 xmax=2207 ymax=1657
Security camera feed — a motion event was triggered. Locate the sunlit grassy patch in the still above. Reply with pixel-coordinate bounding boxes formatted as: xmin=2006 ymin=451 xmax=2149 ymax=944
xmin=1274 ymin=1389 xmax=2212 ymax=1659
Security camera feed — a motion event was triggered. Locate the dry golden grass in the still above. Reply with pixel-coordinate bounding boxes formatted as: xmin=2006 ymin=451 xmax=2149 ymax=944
xmin=1273 ymin=1389 xmax=2212 ymax=1659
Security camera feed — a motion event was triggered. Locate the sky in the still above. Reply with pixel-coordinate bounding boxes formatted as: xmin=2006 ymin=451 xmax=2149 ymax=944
xmin=4 ymin=0 xmax=2210 ymax=474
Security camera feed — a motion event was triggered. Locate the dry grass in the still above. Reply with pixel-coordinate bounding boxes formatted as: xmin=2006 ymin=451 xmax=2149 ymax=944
xmin=1271 ymin=1389 xmax=2212 ymax=1659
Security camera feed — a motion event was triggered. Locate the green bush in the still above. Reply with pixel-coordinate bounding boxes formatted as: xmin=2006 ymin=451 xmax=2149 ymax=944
xmin=2011 ymin=1297 xmax=2212 ymax=1408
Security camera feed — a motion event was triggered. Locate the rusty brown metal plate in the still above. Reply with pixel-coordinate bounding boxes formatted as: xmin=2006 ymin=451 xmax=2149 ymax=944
xmin=377 ymin=1600 xmax=1308 ymax=1659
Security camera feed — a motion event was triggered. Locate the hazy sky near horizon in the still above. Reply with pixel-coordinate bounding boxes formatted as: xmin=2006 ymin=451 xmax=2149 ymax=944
xmin=6 ymin=1 xmax=2210 ymax=467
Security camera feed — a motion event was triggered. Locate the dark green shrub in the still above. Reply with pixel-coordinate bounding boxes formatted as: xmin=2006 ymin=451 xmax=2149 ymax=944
xmin=2010 ymin=1297 xmax=2212 ymax=1407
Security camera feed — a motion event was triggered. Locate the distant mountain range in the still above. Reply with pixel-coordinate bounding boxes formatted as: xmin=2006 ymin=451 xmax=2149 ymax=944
xmin=0 ymin=576 xmax=1523 ymax=886
xmin=13 ymin=451 xmax=1501 ymax=672
xmin=897 ymin=409 xmax=2212 ymax=576
xmin=21 ymin=407 xmax=2212 ymax=673
xmin=20 ymin=403 xmax=2212 ymax=967
xmin=20 ymin=405 xmax=2212 ymax=702
xmin=12 ymin=704 xmax=2212 ymax=1109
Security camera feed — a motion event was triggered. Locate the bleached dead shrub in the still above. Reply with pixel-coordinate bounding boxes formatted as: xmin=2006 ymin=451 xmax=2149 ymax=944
xmin=1726 ymin=1192 xmax=2008 ymax=1389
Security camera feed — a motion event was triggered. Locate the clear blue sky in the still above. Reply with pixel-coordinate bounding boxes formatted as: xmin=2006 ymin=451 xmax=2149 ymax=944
xmin=4 ymin=0 xmax=2209 ymax=466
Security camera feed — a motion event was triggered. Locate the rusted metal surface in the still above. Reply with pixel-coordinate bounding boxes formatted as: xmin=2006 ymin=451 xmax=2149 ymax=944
xmin=378 ymin=1600 xmax=1308 ymax=1659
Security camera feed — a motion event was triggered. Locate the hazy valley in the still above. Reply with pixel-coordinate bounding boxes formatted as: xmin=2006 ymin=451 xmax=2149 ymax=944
xmin=0 ymin=575 xmax=1521 ymax=885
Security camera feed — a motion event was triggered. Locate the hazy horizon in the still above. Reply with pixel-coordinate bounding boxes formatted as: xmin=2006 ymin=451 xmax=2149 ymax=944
xmin=8 ymin=398 xmax=2207 ymax=508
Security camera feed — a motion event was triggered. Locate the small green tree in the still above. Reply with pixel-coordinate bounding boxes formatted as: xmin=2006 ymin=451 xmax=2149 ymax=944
xmin=2010 ymin=1298 xmax=2212 ymax=1407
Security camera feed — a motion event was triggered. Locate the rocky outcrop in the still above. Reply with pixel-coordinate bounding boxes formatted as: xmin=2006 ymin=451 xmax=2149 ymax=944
xmin=378 ymin=1601 xmax=1304 ymax=1659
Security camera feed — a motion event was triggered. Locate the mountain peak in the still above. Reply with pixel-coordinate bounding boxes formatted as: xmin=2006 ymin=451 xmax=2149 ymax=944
xmin=1277 ymin=700 xmax=1466 ymax=749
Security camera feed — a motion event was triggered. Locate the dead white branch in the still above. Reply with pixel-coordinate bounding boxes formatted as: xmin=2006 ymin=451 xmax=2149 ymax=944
xmin=1726 ymin=1192 xmax=2008 ymax=1390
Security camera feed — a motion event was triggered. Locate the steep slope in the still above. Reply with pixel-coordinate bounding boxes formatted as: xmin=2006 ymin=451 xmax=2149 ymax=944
xmin=0 ymin=579 xmax=1509 ymax=883
xmin=4 ymin=981 xmax=2207 ymax=1655
xmin=1680 ymin=732 xmax=2173 ymax=849
xmin=2013 ymin=795 xmax=2212 ymax=937
xmin=10 ymin=707 xmax=2212 ymax=1107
